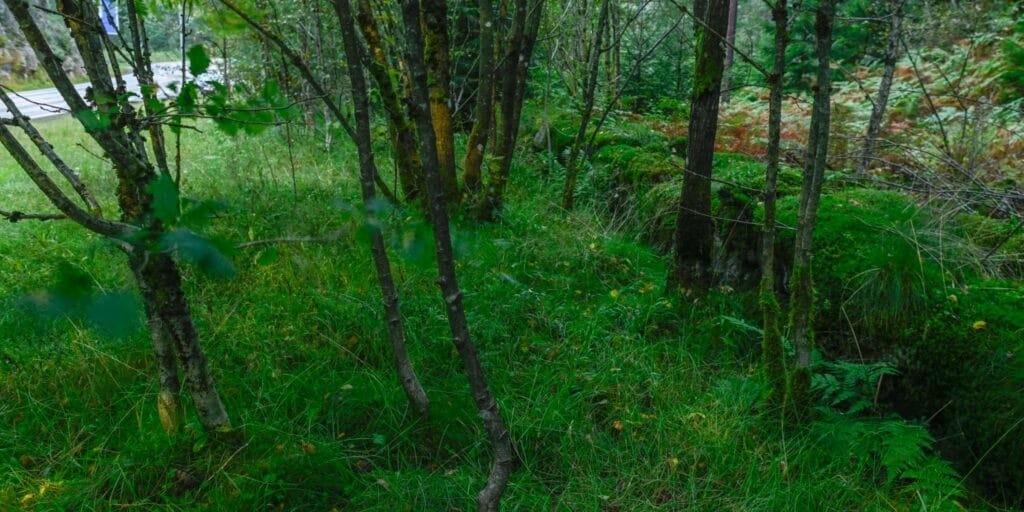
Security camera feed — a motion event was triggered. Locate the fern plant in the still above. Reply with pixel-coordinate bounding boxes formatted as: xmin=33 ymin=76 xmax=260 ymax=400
xmin=812 ymin=360 xmax=897 ymax=415
xmin=1000 ymin=20 xmax=1024 ymax=101
xmin=810 ymin=360 xmax=965 ymax=509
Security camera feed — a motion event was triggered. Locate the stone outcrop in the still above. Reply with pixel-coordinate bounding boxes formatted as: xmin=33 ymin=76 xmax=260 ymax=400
xmin=0 ymin=1 xmax=83 ymax=83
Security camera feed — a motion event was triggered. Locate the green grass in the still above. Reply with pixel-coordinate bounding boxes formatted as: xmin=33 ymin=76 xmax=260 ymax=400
xmin=0 ymin=117 xmax=969 ymax=510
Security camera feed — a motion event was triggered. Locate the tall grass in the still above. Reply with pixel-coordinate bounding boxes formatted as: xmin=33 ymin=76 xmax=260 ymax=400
xmin=0 ymin=117 xmax=962 ymax=510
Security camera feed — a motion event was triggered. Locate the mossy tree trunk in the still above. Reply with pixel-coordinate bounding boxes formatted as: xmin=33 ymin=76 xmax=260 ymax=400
xmin=333 ymin=0 xmax=430 ymax=417
xmin=670 ymin=0 xmax=730 ymax=292
xmin=356 ymin=0 xmax=425 ymax=203
xmin=131 ymin=253 xmax=232 ymax=432
xmin=761 ymin=0 xmax=790 ymax=408
xmin=422 ymin=0 xmax=460 ymax=203
xmin=399 ymin=1 xmax=514 ymax=508
xmin=462 ymin=0 xmax=496 ymax=193
xmin=788 ymin=0 xmax=836 ymax=421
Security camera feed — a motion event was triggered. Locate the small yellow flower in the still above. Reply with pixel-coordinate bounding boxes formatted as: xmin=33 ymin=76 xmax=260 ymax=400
xmin=609 ymin=289 xmax=620 ymax=300
xmin=949 ymin=294 xmax=958 ymax=303
xmin=667 ymin=457 xmax=680 ymax=468
xmin=972 ymin=320 xmax=987 ymax=330
xmin=612 ymin=420 xmax=625 ymax=431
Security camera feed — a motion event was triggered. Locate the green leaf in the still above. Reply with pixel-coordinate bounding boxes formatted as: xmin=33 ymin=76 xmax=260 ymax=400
xmin=176 ymin=82 xmax=199 ymax=115
xmin=187 ymin=44 xmax=211 ymax=76
xmin=159 ymin=229 xmax=237 ymax=278
xmin=147 ymin=174 xmax=181 ymax=224
xmin=75 ymin=109 xmax=111 ymax=131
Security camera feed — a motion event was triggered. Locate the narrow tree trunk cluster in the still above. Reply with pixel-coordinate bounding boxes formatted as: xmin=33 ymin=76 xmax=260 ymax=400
xmin=331 ymin=0 xmax=430 ymax=417
xmin=857 ymin=0 xmax=906 ymax=175
xmin=398 ymin=2 xmax=515 ymax=507
xmin=760 ymin=0 xmax=790 ymax=408
xmin=787 ymin=0 xmax=836 ymax=420
xmin=477 ymin=0 xmax=544 ymax=221
xmin=562 ymin=0 xmax=612 ymax=211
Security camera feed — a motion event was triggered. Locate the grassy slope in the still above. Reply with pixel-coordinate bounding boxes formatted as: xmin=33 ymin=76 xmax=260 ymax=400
xmin=2 ymin=118 xmax=933 ymax=510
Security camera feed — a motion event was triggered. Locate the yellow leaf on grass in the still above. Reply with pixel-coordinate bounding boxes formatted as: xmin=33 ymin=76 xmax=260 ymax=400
xmin=300 ymin=441 xmax=317 ymax=455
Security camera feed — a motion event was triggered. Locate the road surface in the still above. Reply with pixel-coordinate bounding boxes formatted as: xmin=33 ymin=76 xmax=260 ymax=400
xmin=1 ymin=62 xmax=213 ymax=121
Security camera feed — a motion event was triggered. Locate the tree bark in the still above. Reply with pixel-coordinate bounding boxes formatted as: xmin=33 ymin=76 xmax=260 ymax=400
xmin=720 ymin=0 xmax=738 ymax=103
xmin=333 ymin=0 xmax=430 ymax=417
xmin=760 ymin=0 xmax=790 ymax=407
xmin=856 ymin=0 xmax=905 ymax=174
xmin=477 ymin=0 xmax=542 ymax=221
xmin=670 ymin=0 xmax=730 ymax=291
xmin=131 ymin=256 xmax=185 ymax=435
xmin=131 ymin=252 xmax=233 ymax=432
xmin=355 ymin=0 xmax=425 ymax=202
xmin=462 ymin=0 xmax=496 ymax=193
xmin=399 ymin=1 xmax=514 ymax=508
xmin=562 ymin=0 xmax=611 ymax=211
xmin=422 ymin=0 xmax=460 ymax=202
xmin=788 ymin=0 xmax=836 ymax=420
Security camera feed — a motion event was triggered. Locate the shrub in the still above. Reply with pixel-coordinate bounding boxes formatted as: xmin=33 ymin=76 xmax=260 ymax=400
xmin=771 ymin=187 xmax=1024 ymax=506
xmin=654 ymin=97 xmax=689 ymax=119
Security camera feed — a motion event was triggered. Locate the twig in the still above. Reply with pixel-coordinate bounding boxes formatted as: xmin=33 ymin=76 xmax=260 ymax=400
xmin=667 ymin=0 xmax=770 ymax=78
xmin=237 ymin=227 xmax=350 ymax=248
xmin=0 ymin=210 xmax=68 ymax=223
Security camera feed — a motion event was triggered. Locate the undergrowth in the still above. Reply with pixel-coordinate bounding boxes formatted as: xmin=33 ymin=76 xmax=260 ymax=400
xmin=0 ymin=116 xmax=1006 ymax=510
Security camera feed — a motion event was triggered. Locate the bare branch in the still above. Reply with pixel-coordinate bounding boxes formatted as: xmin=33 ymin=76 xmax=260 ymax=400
xmin=667 ymin=0 xmax=770 ymax=78
xmin=0 ymin=210 xmax=68 ymax=223
xmin=0 ymin=87 xmax=104 ymax=215
xmin=0 ymin=122 xmax=133 ymax=238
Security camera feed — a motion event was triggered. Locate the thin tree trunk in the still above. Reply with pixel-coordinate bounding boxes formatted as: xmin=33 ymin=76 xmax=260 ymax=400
xmin=333 ymin=0 xmax=430 ymax=417
xmin=399 ymin=1 xmax=514 ymax=508
xmin=132 ymin=252 xmax=233 ymax=432
xmin=857 ymin=0 xmax=905 ymax=174
xmin=462 ymin=0 xmax=496 ymax=193
xmin=355 ymin=0 xmax=424 ymax=202
xmin=477 ymin=0 xmax=542 ymax=221
xmin=760 ymin=0 xmax=790 ymax=407
xmin=562 ymin=0 xmax=611 ymax=211
xmin=670 ymin=0 xmax=730 ymax=291
xmin=131 ymin=258 xmax=184 ymax=434
xmin=788 ymin=0 xmax=836 ymax=420
xmin=720 ymin=0 xmax=738 ymax=103
xmin=422 ymin=0 xmax=460 ymax=202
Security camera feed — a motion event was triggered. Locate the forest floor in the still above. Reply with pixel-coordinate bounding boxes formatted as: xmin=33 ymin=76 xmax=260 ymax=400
xmin=0 ymin=116 xmax=978 ymax=511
